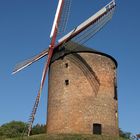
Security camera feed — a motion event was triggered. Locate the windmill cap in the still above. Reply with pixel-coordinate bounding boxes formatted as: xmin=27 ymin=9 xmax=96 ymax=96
xmin=51 ymin=41 xmax=118 ymax=67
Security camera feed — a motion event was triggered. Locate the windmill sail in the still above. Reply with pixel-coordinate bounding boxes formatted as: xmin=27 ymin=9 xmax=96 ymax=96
xmin=12 ymin=0 xmax=71 ymax=75
xmin=12 ymin=0 xmax=115 ymax=75
xmin=50 ymin=0 xmax=71 ymax=38
xmin=58 ymin=0 xmax=116 ymax=45
xmin=27 ymin=55 xmax=50 ymax=136
xmin=71 ymin=8 xmax=115 ymax=45
xmin=12 ymin=49 xmax=48 ymax=74
xmin=27 ymin=42 xmax=55 ymax=136
xmin=57 ymin=0 xmax=71 ymax=35
xmin=27 ymin=0 xmax=67 ymax=136
xmin=50 ymin=0 xmax=64 ymax=38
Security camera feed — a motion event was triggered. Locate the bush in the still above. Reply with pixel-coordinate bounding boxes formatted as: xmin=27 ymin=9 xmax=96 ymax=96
xmin=30 ymin=124 xmax=46 ymax=135
xmin=0 ymin=121 xmax=26 ymax=138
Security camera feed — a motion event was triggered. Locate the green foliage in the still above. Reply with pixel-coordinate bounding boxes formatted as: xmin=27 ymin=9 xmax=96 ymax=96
xmin=30 ymin=124 xmax=46 ymax=135
xmin=119 ymin=128 xmax=131 ymax=139
xmin=0 ymin=121 xmax=46 ymax=139
xmin=8 ymin=134 xmax=127 ymax=140
xmin=0 ymin=121 xmax=26 ymax=138
xmin=119 ymin=129 xmax=138 ymax=140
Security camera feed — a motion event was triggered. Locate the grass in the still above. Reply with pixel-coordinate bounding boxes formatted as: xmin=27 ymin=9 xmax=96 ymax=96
xmin=3 ymin=134 xmax=127 ymax=140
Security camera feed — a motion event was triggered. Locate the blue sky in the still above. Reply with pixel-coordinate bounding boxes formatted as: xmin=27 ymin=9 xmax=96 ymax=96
xmin=0 ymin=0 xmax=140 ymax=135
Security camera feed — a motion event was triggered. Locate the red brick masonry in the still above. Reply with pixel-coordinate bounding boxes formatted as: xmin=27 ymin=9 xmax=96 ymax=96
xmin=47 ymin=52 xmax=119 ymax=136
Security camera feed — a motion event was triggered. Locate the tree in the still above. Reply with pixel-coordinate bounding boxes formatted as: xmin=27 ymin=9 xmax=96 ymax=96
xmin=119 ymin=129 xmax=138 ymax=140
xmin=0 ymin=121 xmax=46 ymax=138
xmin=31 ymin=124 xmax=46 ymax=135
xmin=136 ymin=134 xmax=140 ymax=139
xmin=119 ymin=128 xmax=132 ymax=139
xmin=0 ymin=121 xmax=26 ymax=138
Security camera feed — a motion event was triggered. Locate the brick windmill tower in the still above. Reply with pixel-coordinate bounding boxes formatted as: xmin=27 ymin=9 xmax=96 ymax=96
xmin=13 ymin=0 xmax=118 ymax=136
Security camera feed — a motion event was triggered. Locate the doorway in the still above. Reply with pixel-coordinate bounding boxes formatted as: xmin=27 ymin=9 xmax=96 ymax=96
xmin=93 ymin=123 xmax=102 ymax=135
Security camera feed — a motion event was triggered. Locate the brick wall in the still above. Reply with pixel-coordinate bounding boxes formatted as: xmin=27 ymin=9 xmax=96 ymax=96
xmin=46 ymin=52 xmax=119 ymax=136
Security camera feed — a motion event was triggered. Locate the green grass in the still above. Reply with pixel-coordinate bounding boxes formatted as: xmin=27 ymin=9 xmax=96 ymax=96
xmin=4 ymin=134 xmax=127 ymax=140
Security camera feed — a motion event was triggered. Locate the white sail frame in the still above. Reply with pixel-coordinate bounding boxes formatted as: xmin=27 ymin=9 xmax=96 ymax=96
xmin=58 ymin=0 xmax=115 ymax=43
xmin=50 ymin=0 xmax=63 ymax=38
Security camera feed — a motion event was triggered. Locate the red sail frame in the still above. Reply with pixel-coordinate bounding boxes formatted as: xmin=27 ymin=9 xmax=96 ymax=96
xmin=27 ymin=0 xmax=65 ymax=136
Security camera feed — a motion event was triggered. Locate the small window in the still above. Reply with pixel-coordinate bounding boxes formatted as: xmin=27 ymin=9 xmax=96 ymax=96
xmin=65 ymin=80 xmax=69 ymax=85
xmin=114 ymin=78 xmax=118 ymax=100
xmin=65 ymin=63 xmax=68 ymax=68
xmin=93 ymin=123 xmax=102 ymax=135
xmin=114 ymin=86 xmax=118 ymax=100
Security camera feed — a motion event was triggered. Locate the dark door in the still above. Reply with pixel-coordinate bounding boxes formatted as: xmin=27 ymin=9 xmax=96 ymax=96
xmin=93 ymin=123 xmax=102 ymax=135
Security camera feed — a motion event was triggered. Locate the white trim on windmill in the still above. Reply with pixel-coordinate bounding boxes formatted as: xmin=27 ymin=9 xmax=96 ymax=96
xmin=50 ymin=0 xmax=63 ymax=38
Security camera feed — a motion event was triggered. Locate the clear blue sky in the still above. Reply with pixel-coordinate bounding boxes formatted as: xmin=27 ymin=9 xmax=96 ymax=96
xmin=0 ymin=0 xmax=140 ymax=135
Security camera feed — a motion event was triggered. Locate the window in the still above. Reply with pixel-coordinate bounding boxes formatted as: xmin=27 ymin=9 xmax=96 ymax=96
xmin=114 ymin=86 xmax=118 ymax=100
xmin=93 ymin=123 xmax=102 ymax=135
xmin=65 ymin=63 xmax=68 ymax=68
xmin=114 ymin=78 xmax=118 ymax=100
xmin=65 ymin=80 xmax=69 ymax=85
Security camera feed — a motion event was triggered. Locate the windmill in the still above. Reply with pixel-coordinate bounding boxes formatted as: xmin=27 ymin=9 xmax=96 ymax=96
xmin=13 ymin=0 xmax=116 ymax=136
